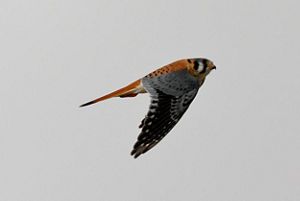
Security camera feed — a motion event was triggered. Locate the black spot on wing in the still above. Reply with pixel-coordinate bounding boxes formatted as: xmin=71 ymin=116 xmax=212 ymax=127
xmin=131 ymin=89 xmax=198 ymax=158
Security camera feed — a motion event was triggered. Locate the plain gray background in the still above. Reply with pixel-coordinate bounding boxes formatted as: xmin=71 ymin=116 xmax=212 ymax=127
xmin=1 ymin=0 xmax=299 ymax=200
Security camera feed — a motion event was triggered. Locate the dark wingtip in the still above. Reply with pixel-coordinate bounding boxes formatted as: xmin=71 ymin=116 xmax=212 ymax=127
xmin=130 ymin=150 xmax=140 ymax=159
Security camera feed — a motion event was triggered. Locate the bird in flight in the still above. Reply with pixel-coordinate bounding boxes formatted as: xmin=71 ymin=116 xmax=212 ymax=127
xmin=80 ymin=58 xmax=216 ymax=158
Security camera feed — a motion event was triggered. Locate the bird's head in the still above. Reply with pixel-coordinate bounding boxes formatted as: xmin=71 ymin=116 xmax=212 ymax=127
xmin=190 ymin=58 xmax=216 ymax=76
xmin=187 ymin=58 xmax=216 ymax=78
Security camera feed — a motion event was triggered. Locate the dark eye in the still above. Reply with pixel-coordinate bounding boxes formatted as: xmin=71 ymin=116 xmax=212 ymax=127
xmin=193 ymin=61 xmax=199 ymax=70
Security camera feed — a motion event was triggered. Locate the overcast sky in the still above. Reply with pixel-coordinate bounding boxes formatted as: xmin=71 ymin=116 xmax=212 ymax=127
xmin=1 ymin=0 xmax=299 ymax=201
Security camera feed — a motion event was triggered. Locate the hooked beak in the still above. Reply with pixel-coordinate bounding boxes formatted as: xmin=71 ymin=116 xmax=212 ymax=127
xmin=212 ymin=65 xmax=216 ymax=70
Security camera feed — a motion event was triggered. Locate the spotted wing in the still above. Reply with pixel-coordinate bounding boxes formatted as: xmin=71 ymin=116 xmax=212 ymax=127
xmin=131 ymin=89 xmax=198 ymax=158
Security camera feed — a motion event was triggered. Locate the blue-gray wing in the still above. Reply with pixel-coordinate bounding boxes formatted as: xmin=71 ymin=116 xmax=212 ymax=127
xmin=131 ymin=88 xmax=198 ymax=158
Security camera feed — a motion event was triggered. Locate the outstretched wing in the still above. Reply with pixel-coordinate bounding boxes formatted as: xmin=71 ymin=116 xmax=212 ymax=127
xmin=131 ymin=89 xmax=198 ymax=158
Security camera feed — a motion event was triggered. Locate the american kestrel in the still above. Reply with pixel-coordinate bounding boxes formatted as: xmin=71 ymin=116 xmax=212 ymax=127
xmin=81 ymin=58 xmax=216 ymax=158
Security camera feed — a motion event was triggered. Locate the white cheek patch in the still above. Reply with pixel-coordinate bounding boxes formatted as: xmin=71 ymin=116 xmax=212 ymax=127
xmin=197 ymin=62 xmax=204 ymax=72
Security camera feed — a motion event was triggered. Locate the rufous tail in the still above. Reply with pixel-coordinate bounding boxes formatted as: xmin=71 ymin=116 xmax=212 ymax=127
xmin=80 ymin=79 xmax=145 ymax=107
